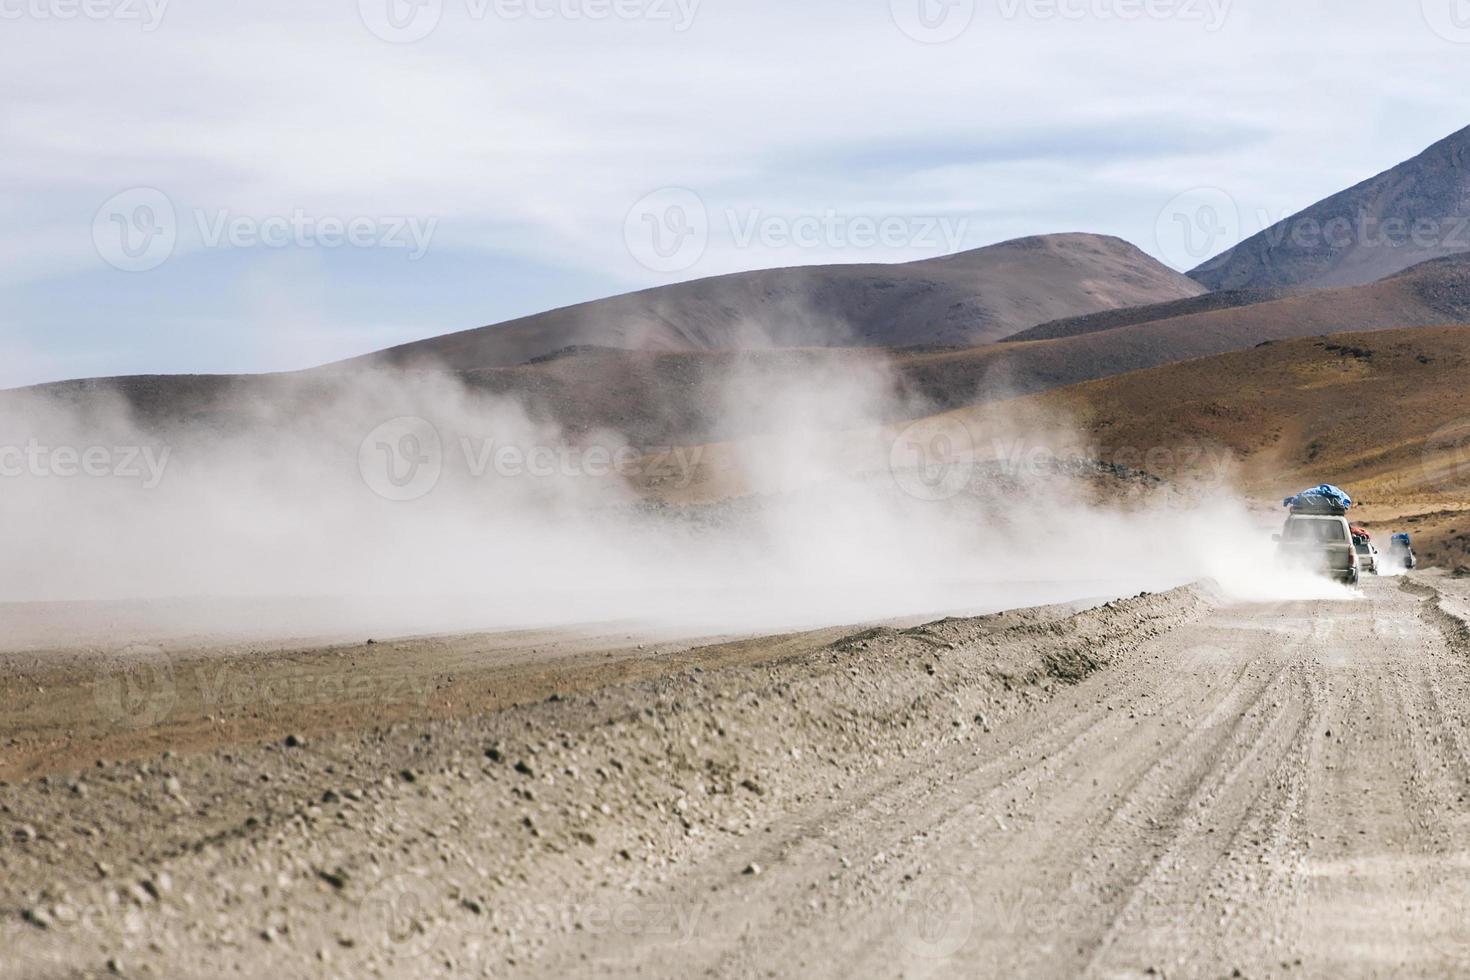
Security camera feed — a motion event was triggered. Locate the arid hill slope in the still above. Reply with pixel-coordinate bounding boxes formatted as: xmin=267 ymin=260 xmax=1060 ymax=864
xmin=999 ymin=325 xmax=1470 ymax=503
xmin=1191 ymin=125 xmax=1470 ymax=289
xmin=897 ymin=252 xmax=1470 ymax=407
xmin=339 ymin=233 xmax=1203 ymax=369
xmin=1004 ymin=286 xmax=1293 ymax=342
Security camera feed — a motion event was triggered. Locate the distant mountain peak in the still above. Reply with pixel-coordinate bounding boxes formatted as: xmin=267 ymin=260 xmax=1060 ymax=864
xmin=348 ymin=232 xmax=1202 ymax=372
xmin=1190 ymin=124 xmax=1470 ymax=291
xmin=1433 ymin=123 xmax=1470 ymax=146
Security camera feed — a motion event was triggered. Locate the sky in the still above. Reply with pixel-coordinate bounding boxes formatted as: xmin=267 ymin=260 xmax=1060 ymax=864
xmin=2 ymin=0 xmax=1469 ymax=388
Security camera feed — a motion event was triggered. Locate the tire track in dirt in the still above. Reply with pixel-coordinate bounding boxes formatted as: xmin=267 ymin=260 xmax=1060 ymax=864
xmin=1276 ymin=578 xmax=1470 ymax=978
xmin=537 ymin=620 xmax=1311 ymax=978
xmin=523 ymin=603 xmax=1249 ymax=978
xmin=1081 ymin=662 xmax=1316 ymax=978
xmin=528 ymin=579 xmax=1470 ymax=980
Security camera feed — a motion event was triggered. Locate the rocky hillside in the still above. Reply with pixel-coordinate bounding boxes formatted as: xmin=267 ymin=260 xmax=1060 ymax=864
xmin=1191 ymin=125 xmax=1470 ymax=290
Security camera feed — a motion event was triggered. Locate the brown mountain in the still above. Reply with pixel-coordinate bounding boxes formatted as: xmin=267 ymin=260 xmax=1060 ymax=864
xmin=343 ymin=233 xmax=1203 ymax=370
xmin=876 ymin=252 xmax=1470 ymax=416
xmin=1190 ymin=125 xmax=1470 ymax=290
xmin=13 ymin=254 xmax=1470 ymax=451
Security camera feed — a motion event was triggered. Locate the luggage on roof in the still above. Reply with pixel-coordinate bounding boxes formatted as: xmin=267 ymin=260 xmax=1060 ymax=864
xmin=1283 ymin=484 xmax=1352 ymax=514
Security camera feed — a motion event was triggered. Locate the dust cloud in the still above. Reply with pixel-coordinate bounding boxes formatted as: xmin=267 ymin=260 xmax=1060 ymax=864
xmin=0 ymin=351 xmax=1352 ymax=649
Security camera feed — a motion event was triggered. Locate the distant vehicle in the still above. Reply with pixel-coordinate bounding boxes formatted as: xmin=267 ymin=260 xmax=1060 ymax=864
xmin=1277 ymin=485 xmax=1359 ymax=585
xmin=1277 ymin=514 xmax=1359 ymax=585
xmin=1352 ymin=532 xmax=1380 ymax=576
xmin=1387 ymin=532 xmax=1418 ymax=571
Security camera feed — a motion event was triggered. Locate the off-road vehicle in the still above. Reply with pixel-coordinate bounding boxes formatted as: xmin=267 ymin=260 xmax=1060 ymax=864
xmin=1276 ymin=485 xmax=1360 ymax=585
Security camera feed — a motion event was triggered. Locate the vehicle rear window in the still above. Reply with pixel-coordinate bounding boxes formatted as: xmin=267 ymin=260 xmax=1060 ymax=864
xmin=1285 ymin=519 xmax=1346 ymax=543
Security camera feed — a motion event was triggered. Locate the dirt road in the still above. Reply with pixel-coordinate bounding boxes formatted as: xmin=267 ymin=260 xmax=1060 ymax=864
xmin=6 ymin=576 xmax=1470 ymax=979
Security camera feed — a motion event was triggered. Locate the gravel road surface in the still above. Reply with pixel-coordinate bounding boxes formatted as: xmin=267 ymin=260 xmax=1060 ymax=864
xmin=5 ymin=576 xmax=1470 ymax=979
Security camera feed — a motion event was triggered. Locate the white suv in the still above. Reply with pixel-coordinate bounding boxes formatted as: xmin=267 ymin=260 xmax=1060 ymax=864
xmin=1276 ymin=514 xmax=1360 ymax=585
xmin=1352 ymin=535 xmax=1380 ymax=576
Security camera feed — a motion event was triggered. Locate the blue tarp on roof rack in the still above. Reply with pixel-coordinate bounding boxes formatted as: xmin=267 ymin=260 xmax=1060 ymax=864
xmin=1283 ymin=484 xmax=1353 ymax=513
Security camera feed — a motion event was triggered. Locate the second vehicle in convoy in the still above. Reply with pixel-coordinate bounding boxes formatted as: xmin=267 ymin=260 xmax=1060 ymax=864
xmin=1351 ymin=527 xmax=1380 ymax=577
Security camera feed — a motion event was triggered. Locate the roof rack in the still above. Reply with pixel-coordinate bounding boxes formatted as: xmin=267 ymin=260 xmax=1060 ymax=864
xmin=1283 ymin=484 xmax=1352 ymax=515
xmin=1287 ymin=497 xmax=1348 ymax=516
